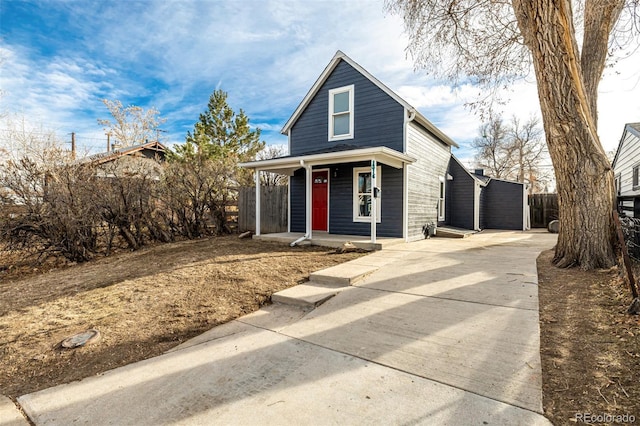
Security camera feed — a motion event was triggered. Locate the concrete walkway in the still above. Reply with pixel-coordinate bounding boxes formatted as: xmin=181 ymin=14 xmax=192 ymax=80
xmin=13 ymin=230 xmax=557 ymax=425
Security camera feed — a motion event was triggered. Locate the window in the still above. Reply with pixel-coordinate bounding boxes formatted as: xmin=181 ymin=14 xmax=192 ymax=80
xmin=615 ymin=174 xmax=621 ymax=196
xmin=329 ymin=85 xmax=354 ymax=141
xmin=634 ymin=166 xmax=639 ymax=189
xmin=353 ymin=166 xmax=381 ymax=222
xmin=438 ymin=178 xmax=445 ymax=221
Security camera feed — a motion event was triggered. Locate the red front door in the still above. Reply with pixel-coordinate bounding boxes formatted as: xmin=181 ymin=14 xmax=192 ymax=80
xmin=312 ymin=170 xmax=328 ymax=231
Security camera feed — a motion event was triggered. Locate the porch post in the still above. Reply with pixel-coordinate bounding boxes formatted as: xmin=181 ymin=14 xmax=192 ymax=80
xmin=371 ymin=159 xmax=377 ymax=244
xmin=305 ymin=164 xmax=312 ymax=238
xmin=255 ymin=170 xmax=261 ymax=236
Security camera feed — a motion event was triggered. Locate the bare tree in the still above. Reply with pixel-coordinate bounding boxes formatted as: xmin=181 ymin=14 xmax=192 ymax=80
xmin=160 ymin=155 xmax=235 ymax=238
xmin=0 ymin=116 xmax=175 ymax=262
xmin=510 ymin=115 xmax=547 ymax=191
xmin=0 ymin=115 xmax=73 ymax=165
xmin=387 ymin=0 xmax=639 ymax=269
xmin=473 ymin=116 xmax=512 ymax=179
xmin=258 ymin=145 xmax=289 ymax=186
xmin=474 ymin=114 xmax=548 ymax=192
xmin=92 ymin=159 xmax=169 ymax=252
xmin=0 ymin=132 xmax=100 ymax=262
xmin=97 ymin=99 xmax=167 ymax=148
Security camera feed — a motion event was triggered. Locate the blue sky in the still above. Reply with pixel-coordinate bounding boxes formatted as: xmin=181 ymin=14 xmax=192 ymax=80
xmin=1 ymin=0 xmax=639 ymax=164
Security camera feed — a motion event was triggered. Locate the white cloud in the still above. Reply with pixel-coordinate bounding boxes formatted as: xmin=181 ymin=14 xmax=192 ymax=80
xmin=1 ymin=0 xmax=638 ymax=159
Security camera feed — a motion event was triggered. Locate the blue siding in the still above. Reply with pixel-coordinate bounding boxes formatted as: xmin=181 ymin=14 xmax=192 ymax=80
xmin=483 ymin=180 xmax=524 ymax=230
xmin=328 ymin=162 xmax=403 ymax=237
xmin=290 ymin=60 xmax=404 ymax=156
xmin=290 ymin=169 xmax=306 ymax=233
xmin=479 ymin=188 xmax=486 ymax=229
xmin=446 ymin=158 xmax=475 ymax=230
xmin=288 ymin=163 xmax=403 ymax=238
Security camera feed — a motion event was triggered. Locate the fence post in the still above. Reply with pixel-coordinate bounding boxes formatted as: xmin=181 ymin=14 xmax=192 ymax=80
xmin=612 ymin=211 xmax=640 ymax=312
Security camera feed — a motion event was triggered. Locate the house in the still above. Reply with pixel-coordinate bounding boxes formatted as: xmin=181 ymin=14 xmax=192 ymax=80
xmin=87 ymin=140 xmax=167 ymax=165
xmin=85 ymin=140 xmax=166 ymax=179
xmin=240 ymin=51 xmax=528 ymax=245
xmin=612 ymin=122 xmax=640 ymax=216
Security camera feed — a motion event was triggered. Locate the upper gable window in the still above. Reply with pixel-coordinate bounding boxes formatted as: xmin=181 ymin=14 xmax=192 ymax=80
xmin=328 ymin=85 xmax=354 ymax=141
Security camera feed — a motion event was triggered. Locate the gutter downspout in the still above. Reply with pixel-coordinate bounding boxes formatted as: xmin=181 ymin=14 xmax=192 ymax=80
xmin=408 ymin=108 xmax=416 ymax=122
xmin=291 ymin=159 xmax=313 ymax=247
xmin=403 ymin=108 xmax=417 ymax=241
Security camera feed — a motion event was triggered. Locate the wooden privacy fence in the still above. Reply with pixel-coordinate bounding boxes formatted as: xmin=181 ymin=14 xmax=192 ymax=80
xmin=529 ymin=193 xmax=558 ymax=228
xmin=238 ymin=186 xmax=288 ymax=233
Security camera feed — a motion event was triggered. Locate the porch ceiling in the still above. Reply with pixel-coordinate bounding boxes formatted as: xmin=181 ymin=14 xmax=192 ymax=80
xmin=239 ymin=146 xmax=416 ymax=175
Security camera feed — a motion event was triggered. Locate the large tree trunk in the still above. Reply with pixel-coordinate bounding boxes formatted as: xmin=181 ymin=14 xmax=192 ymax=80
xmin=581 ymin=0 xmax=625 ymax=128
xmin=512 ymin=0 xmax=617 ymax=269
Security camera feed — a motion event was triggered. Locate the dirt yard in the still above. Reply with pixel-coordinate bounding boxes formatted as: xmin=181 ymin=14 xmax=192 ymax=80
xmin=538 ymin=250 xmax=640 ymax=424
xmin=0 ymin=236 xmax=364 ymax=399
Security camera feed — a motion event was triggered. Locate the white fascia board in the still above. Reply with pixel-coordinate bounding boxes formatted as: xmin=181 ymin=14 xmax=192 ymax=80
xmin=412 ymin=113 xmax=459 ymax=148
xmin=239 ymin=147 xmax=416 ymax=172
xmin=281 ymin=51 xmax=346 ymax=134
xmin=449 ymin=154 xmax=488 ymax=187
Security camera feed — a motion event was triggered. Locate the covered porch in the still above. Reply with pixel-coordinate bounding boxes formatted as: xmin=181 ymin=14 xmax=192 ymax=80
xmin=239 ymin=146 xmax=416 ymax=248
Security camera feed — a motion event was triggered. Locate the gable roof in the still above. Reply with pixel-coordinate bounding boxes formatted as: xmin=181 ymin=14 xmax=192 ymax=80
xmin=85 ymin=140 xmax=167 ymax=165
xmin=611 ymin=122 xmax=640 ymax=168
xmin=450 ymin=155 xmax=487 ymax=187
xmin=450 ymin=155 xmax=526 ymax=187
xmin=281 ymin=50 xmax=458 ymax=148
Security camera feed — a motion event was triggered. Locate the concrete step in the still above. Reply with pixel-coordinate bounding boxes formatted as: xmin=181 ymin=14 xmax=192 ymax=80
xmin=308 ymin=263 xmax=378 ymax=286
xmin=435 ymin=227 xmax=476 ymax=239
xmin=271 ymin=283 xmax=345 ymax=308
xmin=272 ymin=258 xmax=379 ymax=308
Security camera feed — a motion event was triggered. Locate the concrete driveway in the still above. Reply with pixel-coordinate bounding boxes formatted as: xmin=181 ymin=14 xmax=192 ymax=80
xmin=14 ymin=230 xmax=557 ymax=425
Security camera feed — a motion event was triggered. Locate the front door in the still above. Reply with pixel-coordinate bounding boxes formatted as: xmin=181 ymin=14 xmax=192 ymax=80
xmin=312 ymin=170 xmax=329 ymax=231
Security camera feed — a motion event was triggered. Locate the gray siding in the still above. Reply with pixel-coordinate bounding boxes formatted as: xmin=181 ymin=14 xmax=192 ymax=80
xmin=613 ymin=129 xmax=640 ymax=196
xmin=446 ymin=158 xmax=475 ymax=230
xmin=290 ymin=60 xmax=404 ymax=156
xmin=483 ymin=180 xmax=524 ymax=230
xmin=406 ymin=121 xmax=452 ymax=240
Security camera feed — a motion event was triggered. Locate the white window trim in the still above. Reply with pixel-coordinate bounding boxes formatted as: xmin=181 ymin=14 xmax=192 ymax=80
xmin=438 ymin=176 xmax=445 ymax=221
xmin=328 ymin=85 xmax=354 ymax=141
xmin=353 ymin=166 xmax=381 ymax=223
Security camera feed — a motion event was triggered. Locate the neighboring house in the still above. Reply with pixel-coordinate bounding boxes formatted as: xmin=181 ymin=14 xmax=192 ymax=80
xmin=85 ymin=140 xmax=166 ymax=179
xmin=612 ymin=122 xmax=640 ymax=217
xmin=240 ymin=51 xmax=528 ymax=243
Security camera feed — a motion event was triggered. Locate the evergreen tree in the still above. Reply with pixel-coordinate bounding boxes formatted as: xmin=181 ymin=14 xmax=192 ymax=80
xmin=173 ymin=90 xmax=264 ymax=185
xmin=167 ymin=90 xmax=264 ymax=235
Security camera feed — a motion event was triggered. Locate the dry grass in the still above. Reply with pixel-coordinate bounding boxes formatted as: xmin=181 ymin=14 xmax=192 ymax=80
xmin=0 ymin=236 xmax=365 ymax=399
